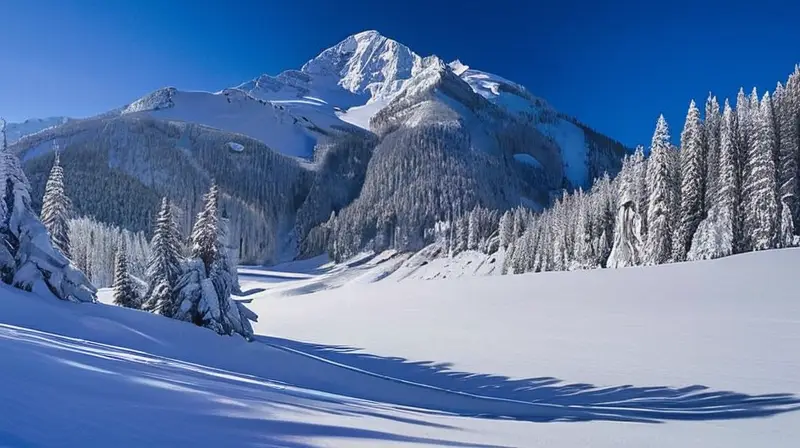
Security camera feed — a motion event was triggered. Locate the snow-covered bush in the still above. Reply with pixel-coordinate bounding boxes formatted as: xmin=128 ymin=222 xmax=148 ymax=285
xmin=173 ymin=258 xmax=256 ymax=340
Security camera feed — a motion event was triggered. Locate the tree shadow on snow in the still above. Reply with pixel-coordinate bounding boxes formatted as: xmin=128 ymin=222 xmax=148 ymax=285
xmin=0 ymin=325 xmax=508 ymax=448
xmin=258 ymin=336 xmax=800 ymax=424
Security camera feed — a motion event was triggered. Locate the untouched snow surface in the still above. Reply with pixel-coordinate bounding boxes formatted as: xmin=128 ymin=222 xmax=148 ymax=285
xmin=7 ymin=249 xmax=800 ymax=447
xmin=337 ymin=99 xmax=390 ymax=130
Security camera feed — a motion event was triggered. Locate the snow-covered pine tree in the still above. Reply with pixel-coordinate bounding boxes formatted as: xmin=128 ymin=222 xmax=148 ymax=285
xmin=112 ymin=245 xmax=140 ymax=309
xmin=455 ymin=214 xmax=468 ymax=254
xmin=735 ymin=88 xmax=755 ymax=250
xmin=593 ymin=173 xmax=616 ymax=267
xmin=501 ymin=241 xmax=515 ymax=274
xmin=467 ymin=207 xmax=479 ymax=251
xmin=716 ymin=100 xmax=742 ymax=257
xmin=744 ymin=93 xmax=780 ymax=251
xmin=632 ymin=146 xmax=649 ymax=238
xmin=668 ymin=144 xmax=683 ymax=253
xmin=512 ymin=209 xmax=525 ymax=239
xmin=498 ymin=210 xmax=513 ymax=249
xmin=0 ymin=128 xmax=95 ymax=302
xmin=551 ymin=204 xmax=565 ymax=271
xmin=143 ymin=197 xmax=183 ymax=316
xmin=173 ymin=182 xmax=256 ymax=339
xmin=675 ymin=100 xmax=705 ymax=261
xmin=571 ymin=190 xmax=595 ymax=269
xmin=773 ymin=84 xmax=785 ymax=232
xmin=643 ymin=115 xmax=677 ymax=265
xmin=219 ymin=207 xmax=241 ymax=294
xmin=780 ymin=205 xmax=796 ymax=247
xmin=704 ymin=94 xmax=722 ymax=209
xmin=778 ymin=73 xmax=799 ymax=237
xmin=40 ymin=148 xmax=71 ymax=259
xmin=191 ymin=182 xmax=220 ymax=270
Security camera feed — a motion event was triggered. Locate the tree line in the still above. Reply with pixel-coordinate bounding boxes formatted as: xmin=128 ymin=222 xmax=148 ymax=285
xmin=454 ymin=66 xmax=800 ymax=272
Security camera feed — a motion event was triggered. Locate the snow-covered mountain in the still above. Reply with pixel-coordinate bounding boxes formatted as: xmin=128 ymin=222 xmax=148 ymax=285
xmin=9 ymin=30 xmax=628 ymax=263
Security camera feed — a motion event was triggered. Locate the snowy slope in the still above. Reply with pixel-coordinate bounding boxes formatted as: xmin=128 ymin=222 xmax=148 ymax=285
xmin=248 ymin=248 xmax=800 ymax=446
xmin=4 ymin=116 xmax=71 ymax=143
xmin=7 ymin=248 xmax=800 ymax=447
xmin=121 ymin=87 xmax=352 ymax=158
xmin=2 ymin=285 xmax=534 ymax=448
xmin=450 ymin=60 xmax=592 ymax=187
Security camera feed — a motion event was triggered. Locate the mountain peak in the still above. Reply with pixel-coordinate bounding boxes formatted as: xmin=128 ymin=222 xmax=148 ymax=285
xmin=352 ymin=29 xmax=382 ymax=40
xmin=300 ymin=30 xmax=424 ymax=102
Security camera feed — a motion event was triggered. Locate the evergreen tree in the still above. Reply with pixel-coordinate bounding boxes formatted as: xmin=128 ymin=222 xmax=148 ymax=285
xmin=467 ymin=208 xmax=479 ymax=250
xmin=718 ymin=100 xmax=741 ymax=255
xmin=191 ymin=182 xmax=220 ymax=271
xmin=112 ymin=245 xmax=140 ymax=309
xmin=744 ymin=93 xmax=780 ymax=251
xmin=173 ymin=182 xmax=256 ymax=339
xmin=572 ymin=191 xmax=595 ymax=269
xmin=704 ymin=94 xmax=722 ymax=209
xmin=143 ymin=197 xmax=183 ymax=316
xmin=780 ymin=205 xmax=796 ymax=247
xmin=593 ymin=173 xmax=615 ymax=266
xmin=455 ymin=215 xmax=468 ymax=254
xmin=501 ymin=241 xmax=515 ymax=274
xmin=512 ymin=210 xmax=525 ymax=239
xmin=498 ymin=210 xmax=513 ymax=249
xmin=675 ymin=100 xmax=705 ymax=261
xmin=219 ymin=207 xmax=241 ymax=294
xmin=778 ymin=74 xmax=799 ymax=236
xmin=40 ymin=148 xmax=72 ymax=259
xmin=643 ymin=115 xmax=677 ymax=265
xmin=631 ymin=146 xmax=649 ymax=238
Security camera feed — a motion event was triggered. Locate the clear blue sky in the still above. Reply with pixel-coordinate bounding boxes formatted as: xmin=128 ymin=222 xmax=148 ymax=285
xmin=2 ymin=0 xmax=799 ymax=147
